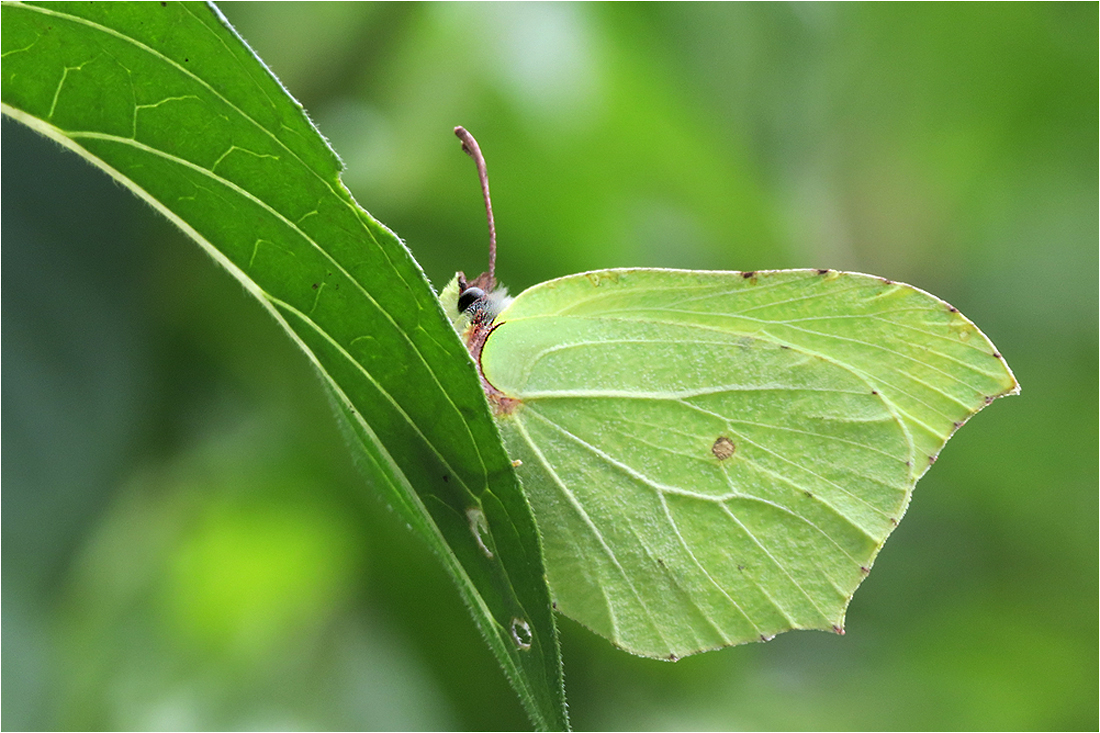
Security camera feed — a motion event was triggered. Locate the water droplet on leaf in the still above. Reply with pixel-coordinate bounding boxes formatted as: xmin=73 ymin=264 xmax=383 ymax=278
xmin=510 ymin=617 xmax=533 ymax=650
xmin=466 ymin=507 xmax=493 ymax=559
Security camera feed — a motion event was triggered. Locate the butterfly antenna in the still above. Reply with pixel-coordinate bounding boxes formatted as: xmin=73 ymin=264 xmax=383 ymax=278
xmin=454 ymin=126 xmax=497 ymax=289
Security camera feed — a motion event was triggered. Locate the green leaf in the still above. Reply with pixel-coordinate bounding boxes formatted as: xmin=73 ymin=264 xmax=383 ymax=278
xmin=480 ymin=268 xmax=1018 ymax=659
xmin=1 ymin=2 xmax=567 ymax=728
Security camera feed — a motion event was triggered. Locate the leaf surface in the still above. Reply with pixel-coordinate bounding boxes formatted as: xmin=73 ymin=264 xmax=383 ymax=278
xmin=481 ymin=268 xmax=1018 ymax=659
xmin=1 ymin=2 xmax=567 ymax=727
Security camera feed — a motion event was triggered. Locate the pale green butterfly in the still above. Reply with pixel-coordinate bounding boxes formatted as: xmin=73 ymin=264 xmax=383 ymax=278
xmin=442 ymin=127 xmax=1019 ymax=661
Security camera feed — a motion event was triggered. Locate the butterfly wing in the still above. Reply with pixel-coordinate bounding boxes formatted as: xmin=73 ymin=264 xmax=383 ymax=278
xmin=480 ymin=268 xmax=1018 ymax=659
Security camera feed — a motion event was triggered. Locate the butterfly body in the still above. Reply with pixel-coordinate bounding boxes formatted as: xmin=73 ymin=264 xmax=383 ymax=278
xmin=444 ymin=127 xmax=1016 ymax=660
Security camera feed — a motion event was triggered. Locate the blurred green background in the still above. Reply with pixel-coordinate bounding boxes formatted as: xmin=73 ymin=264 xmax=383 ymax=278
xmin=3 ymin=3 xmax=1096 ymax=730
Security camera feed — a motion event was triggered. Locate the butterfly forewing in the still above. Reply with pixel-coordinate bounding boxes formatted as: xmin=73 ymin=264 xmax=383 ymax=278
xmin=481 ymin=269 xmax=1018 ymax=659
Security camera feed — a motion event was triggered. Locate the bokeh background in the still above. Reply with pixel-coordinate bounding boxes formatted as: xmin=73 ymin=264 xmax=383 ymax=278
xmin=3 ymin=3 xmax=1096 ymax=730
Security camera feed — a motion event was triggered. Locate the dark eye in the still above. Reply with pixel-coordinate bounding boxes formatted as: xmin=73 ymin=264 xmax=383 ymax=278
xmin=458 ymin=286 xmax=486 ymax=313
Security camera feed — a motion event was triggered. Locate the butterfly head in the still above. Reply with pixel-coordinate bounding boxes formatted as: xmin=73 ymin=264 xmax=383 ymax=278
xmin=441 ymin=270 xmax=513 ymax=337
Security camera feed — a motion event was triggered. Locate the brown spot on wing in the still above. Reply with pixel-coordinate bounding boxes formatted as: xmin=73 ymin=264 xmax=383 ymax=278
xmin=712 ymin=436 xmax=736 ymax=460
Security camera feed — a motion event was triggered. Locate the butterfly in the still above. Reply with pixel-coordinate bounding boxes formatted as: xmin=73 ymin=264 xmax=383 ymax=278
xmin=441 ymin=127 xmax=1019 ymax=660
